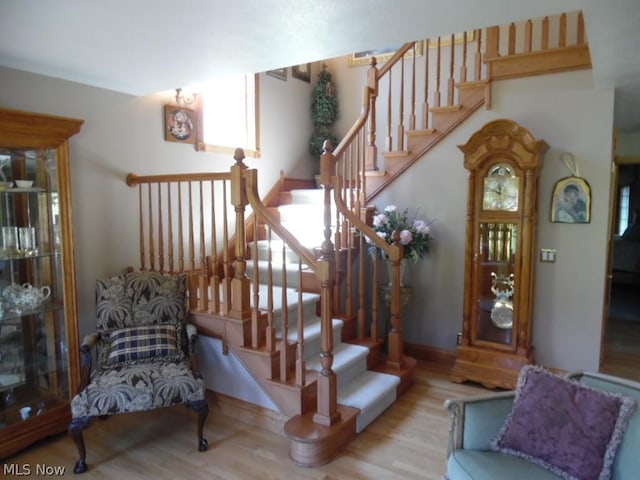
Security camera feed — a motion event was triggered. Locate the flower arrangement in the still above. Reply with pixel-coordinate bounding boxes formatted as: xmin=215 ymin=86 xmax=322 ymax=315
xmin=368 ymin=205 xmax=433 ymax=262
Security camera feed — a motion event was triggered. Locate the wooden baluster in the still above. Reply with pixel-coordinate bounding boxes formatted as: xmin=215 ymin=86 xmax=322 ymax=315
xmin=434 ymin=36 xmax=441 ymax=108
xmin=542 ymin=17 xmax=549 ymax=50
xmin=138 ymin=185 xmax=146 ymax=270
xmin=559 ymin=13 xmax=567 ymax=48
xmin=460 ymin=31 xmax=468 ymax=83
xmin=409 ymin=42 xmax=416 ymax=131
xmin=280 ymin=241 xmax=289 ymax=381
xmin=371 ymin=245 xmax=379 ymax=341
xmin=422 ymin=38 xmax=430 ymax=129
xmin=366 ymin=59 xmax=378 ymax=172
xmin=188 ymin=182 xmax=195 ymax=274
xmin=266 ymin=226 xmax=275 ymax=353
xmin=345 ymin=216 xmax=353 ymax=319
xmin=198 ymin=181 xmax=208 ymax=311
xmin=577 ymin=11 xmax=585 ymax=45
xmin=251 ymin=215 xmax=260 ymax=348
xmin=397 ymin=54 xmax=405 ymax=151
xmin=357 ymin=231 xmax=366 ymax=339
xmin=360 ymin=128 xmax=367 ymax=206
xmin=386 ymin=68 xmax=393 ymax=151
xmin=295 ymin=259 xmax=305 ymax=386
xmin=147 ymin=184 xmax=155 ymax=270
xmin=447 ymin=33 xmax=455 ymax=106
xmin=222 ymin=182 xmax=230 ymax=317
xmin=167 ymin=183 xmax=174 ymax=273
xmin=178 ymin=182 xmax=184 ymax=273
xmin=475 ymin=29 xmax=483 ymax=81
xmin=210 ymin=180 xmax=220 ymax=314
xmin=157 ymin=183 xmax=164 ymax=272
xmin=508 ymin=23 xmax=516 ymax=55
xmin=485 ymin=25 xmax=499 ymax=59
xmin=524 ymin=20 xmax=533 ymax=53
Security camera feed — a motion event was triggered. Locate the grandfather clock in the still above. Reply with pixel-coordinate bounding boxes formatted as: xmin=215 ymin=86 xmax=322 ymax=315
xmin=451 ymin=119 xmax=549 ymax=389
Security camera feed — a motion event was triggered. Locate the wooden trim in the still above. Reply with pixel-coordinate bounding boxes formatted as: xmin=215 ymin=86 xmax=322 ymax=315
xmin=616 ymin=155 xmax=640 ymax=165
xmin=404 ymin=342 xmax=456 ymax=367
xmin=485 ymin=44 xmax=591 ymax=81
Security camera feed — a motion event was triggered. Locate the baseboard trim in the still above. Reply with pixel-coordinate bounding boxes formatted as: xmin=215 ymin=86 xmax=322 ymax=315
xmin=404 ymin=343 xmax=456 ymax=367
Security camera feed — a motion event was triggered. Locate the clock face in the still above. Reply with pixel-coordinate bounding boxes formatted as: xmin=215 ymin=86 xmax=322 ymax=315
xmin=482 ymin=164 xmax=519 ymax=211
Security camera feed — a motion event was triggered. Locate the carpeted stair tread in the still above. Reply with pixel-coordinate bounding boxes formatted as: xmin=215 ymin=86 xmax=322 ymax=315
xmin=338 ymin=370 xmax=400 ymax=433
xmin=305 ymin=342 xmax=369 ymax=388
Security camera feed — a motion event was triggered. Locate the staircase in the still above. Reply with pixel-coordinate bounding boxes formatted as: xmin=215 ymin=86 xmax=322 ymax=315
xmin=124 ymin=10 xmax=591 ymax=468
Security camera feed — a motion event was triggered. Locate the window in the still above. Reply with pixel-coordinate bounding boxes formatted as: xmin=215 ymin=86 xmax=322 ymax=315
xmin=618 ymin=185 xmax=631 ymax=235
xmin=196 ymin=74 xmax=260 ymax=157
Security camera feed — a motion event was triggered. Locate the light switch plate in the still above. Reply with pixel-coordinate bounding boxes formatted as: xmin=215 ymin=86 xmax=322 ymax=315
xmin=540 ymin=248 xmax=556 ymax=262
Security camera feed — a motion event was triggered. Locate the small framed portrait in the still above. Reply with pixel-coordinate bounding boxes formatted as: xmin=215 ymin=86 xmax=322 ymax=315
xmin=550 ymin=176 xmax=591 ymax=223
xmin=164 ymin=105 xmax=196 ymax=144
xmin=292 ymin=63 xmax=311 ymax=83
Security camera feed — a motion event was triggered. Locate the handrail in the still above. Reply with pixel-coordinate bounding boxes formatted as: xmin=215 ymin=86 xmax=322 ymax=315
xmin=126 ymin=171 xmax=230 ymax=185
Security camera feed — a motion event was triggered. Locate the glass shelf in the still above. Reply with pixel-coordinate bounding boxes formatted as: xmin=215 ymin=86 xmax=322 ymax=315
xmin=0 ymin=301 xmax=64 ymax=324
xmin=0 ymin=250 xmax=59 ymax=262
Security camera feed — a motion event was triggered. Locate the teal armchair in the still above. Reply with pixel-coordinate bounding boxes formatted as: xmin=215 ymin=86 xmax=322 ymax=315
xmin=444 ymin=372 xmax=640 ymax=480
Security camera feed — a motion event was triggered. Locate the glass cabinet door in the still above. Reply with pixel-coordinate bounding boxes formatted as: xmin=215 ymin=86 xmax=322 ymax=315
xmin=474 ymin=222 xmax=517 ymax=347
xmin=0 ymin=147 xmax=68 ymax=427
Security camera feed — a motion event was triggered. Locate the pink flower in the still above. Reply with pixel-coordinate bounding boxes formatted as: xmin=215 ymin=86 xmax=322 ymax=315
xmin=399 ymin=229 xmax=413 ymax=245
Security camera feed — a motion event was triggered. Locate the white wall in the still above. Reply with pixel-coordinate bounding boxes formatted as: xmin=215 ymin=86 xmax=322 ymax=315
xmin=0 ymin=65 xmax=316 ymax=339
xmin=330 ymin=53 xmax=615 ymax=372
xmin=0 ymin=60 xmax=619 ymax=373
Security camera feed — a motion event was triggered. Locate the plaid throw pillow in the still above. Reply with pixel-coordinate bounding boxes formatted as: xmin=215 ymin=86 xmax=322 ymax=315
xmin=107 ymin=325 xmax=182 ymax=366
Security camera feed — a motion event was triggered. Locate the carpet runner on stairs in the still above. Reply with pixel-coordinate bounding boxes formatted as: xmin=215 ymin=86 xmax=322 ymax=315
xmin=247 ymin=188 xmax=400 ymax=432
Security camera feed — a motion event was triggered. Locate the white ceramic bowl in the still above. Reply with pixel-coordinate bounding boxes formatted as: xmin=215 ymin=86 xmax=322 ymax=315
xmin=14 ymin=180 xmax=33 ymax=188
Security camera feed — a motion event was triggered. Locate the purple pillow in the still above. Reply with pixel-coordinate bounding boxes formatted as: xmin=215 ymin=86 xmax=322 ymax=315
xmin=491 ymin=366 xmax=636 ymax=480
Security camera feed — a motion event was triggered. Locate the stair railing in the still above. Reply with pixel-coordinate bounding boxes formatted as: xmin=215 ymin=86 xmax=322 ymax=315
xmin=332 ymin=10 xmax=587 ymax=206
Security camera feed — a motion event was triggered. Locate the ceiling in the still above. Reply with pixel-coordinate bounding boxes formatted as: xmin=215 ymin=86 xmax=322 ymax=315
xmin=1 ymin=0 xmax=639 ymax=132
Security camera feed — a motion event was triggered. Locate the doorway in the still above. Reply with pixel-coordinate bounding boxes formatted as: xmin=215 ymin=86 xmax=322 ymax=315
xmin=601 ymin=158 xmax=640 ymax=382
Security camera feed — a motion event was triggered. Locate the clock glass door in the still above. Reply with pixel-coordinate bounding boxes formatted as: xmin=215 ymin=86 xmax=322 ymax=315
xmin=475 ymin=222 xmax=517 ymax=347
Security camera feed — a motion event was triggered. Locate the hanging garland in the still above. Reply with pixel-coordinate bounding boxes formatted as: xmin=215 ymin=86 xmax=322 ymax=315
xmin=310 ymin=65 xmax=338 ymax=163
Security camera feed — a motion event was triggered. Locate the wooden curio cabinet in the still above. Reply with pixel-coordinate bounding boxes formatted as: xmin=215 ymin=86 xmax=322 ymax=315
xmin=0 ymin=108 xmax=83 ymax=458
xmin=451 ymin=119 xmax=548 ymax=389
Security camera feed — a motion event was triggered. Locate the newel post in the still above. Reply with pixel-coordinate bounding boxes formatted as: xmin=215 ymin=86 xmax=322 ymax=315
xmin=386 ymin=238 xmax=406 ymax=370
xmin=229 ymin=148 xmax=251 ymax=321
xmin=313 ymin=140 xmax=341 ymax=426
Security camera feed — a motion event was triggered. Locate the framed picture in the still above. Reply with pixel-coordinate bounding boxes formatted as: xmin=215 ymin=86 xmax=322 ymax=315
xmin=292 ymin=63 xmax=311 ymax=83
xmin=426 ymin=30 xmax=476 ymax=48
xmin=348 ymin=41 xmax=424 ymax=67
xmin=164 ymin=105 xmax=196 ymax=144
xmin=266 ymin=68 xmax=287 ymax=81
xmin=550 ymin=176 xmax=591 ymax=223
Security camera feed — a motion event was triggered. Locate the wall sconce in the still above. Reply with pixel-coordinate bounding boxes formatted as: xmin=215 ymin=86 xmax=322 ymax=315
xmin=174 ymin=88 xmax=198 ymax=105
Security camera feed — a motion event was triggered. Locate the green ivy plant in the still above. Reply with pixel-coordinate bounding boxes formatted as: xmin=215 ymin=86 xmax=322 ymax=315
xmin=310 ymin=65 xmax=339 ymax=168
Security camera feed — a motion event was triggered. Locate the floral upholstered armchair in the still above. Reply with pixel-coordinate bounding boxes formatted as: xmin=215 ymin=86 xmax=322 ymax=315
xmin=68 ymin=271 xmax=208 ymax=474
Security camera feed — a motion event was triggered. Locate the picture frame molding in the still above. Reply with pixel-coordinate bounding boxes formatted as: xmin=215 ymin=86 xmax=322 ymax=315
xmin=348 ymin=41 xmax=424 ymax=67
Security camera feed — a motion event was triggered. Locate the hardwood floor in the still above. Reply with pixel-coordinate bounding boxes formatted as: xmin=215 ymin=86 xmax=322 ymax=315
xmin=601 ymin=283 xmax=640 ymax=383
xmin=4 ymin=361 xmax=485 ymax=479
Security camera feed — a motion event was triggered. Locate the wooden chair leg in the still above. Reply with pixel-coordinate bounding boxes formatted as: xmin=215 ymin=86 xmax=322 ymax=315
xmin=187 ymin=399 xmax=209 ymax=451
xmin=69 ymin=416 xmax=91 ymax=473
